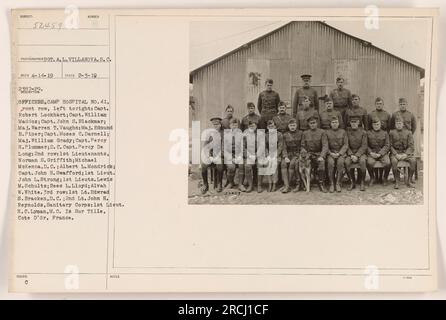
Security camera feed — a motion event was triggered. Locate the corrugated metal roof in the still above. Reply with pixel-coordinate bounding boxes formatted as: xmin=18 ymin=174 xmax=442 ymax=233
xmin=190 ymin=21 xmax=425 ymax=79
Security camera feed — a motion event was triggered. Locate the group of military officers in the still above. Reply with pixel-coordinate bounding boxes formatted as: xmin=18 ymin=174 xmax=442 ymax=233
xmin=200 ymin=74 xmax=418 ymax=195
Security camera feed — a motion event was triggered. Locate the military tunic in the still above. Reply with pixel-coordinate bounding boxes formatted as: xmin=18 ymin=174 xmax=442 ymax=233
xmin=221 ymin=115 xmax=233 ymax=130
xmin=292 ymin=86 xmax=319 ymax=116
xmin=368 ymin=109 xmax=391 ymax=132
xmin=325 ymin=128 xmax=348 ymax=173
xmin=272 ymin=113 xmax=293 ymax=134
xmin=241 ymin=113 xmax=261 ymax=132
xmin=301 ymin=128 xmax=328 ymax=171
xmin=345 ymin=106 xmax=368 ymax=130
xmin=366 ymin=129 xmax=390 ymax=167
xmin=319 ymin=109 xmax=344 ymax=130
xmin=390 ymin=110 xmax=417 ymax=134
xmin=282 ymin=130 xmax=303 ymax=159
xmin=257 ymin=90 xmax=281 ymax=128
xmin=329 ymin=87 xmax=352 ymax=117
xmin=297 ymin=107 xmax=320 ymax=131
xmin=389 ymin=128 xmax=416 ymax=171
xmin=345 ymin=127 xmax=367 ymax=170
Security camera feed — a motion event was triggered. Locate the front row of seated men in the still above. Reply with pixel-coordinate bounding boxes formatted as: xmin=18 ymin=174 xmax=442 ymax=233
xmin=200 ymin=113 xmax=416 ymax=195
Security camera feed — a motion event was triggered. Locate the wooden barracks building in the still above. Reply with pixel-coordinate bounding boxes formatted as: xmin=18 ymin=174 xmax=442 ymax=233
xmin=189 ymin=21 xmax=424 ymax=154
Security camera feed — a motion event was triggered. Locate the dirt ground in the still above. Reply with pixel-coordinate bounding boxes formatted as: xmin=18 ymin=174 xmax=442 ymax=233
xmin=188 ymin=164 xmax=423 ymax=205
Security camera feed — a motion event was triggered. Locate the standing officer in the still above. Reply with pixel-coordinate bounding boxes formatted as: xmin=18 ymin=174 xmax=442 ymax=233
xmin=344 ymin=115 xmax=367 ymax=191
xmin=368 ymin=97 xmax=391 ymax=132
xmin=241 ymin=102 xmax=261 ymax=132
xmin=325 ymin=116 xmax=348 ymax=193
xmin=329 ymin=76 xmax=352 ymax=120
xmin=389 ymin=116 xmax=416 ymax=189
xmin=221 ymin=105 xmax=234 ymax=129
xmin=301 ymin=116 xmax=328 ymax=193
xmin=200 ymin=116 xmax=225 ymax=194
xmin=273 ymin=101 xmax=293 ymax=134
xmin=390 ymin=98 xmax=417 ymax=134
xmin=257 ymin=79 xmax=281 ymax=129
xmin=319 ymin=97 xmax=344 ymax=130
xmin=366 ymin=116 xmax=391 ymax=186
xmin=281 ymin=118 xmax=303 ymax=193
xmin=297 ymin=95 xmax=320 ymax=131
xmin=292 ymin=74 xmax=319 ymax=116
xmin=345 ymin=94 xmax=368 ymax=130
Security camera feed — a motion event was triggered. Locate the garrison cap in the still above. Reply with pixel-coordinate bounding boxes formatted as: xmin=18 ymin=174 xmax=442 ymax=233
xmin=288 ymin=118 xmax=297 ymax=124
xmin=371 ymin=116 xmax=381 ymax=124
xmin=394 ymin=115 xmax=404 ymax=123
xmin=307 ymin=115 xmax=318 ymax=122
xmin=330 ymin=115 xmax=339 ymax=122
xmin=399 ymin=97 xmax=407 ymax=103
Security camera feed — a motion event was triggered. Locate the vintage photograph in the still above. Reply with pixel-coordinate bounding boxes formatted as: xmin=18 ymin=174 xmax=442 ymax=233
xmin=188 ymin=19 xmax=426 ymax=205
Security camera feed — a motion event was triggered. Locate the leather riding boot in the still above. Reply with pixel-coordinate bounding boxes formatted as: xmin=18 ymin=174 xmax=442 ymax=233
xmin=347 ymin=169 xmax=355 ymax=191
xmin=318 ymin=170 xmax=327 ymax=193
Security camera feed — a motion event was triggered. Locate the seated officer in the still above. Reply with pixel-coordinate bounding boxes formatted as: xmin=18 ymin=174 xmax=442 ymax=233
xmin=366 ymin=116 xmax=391 ymax=186
xmin=319 ymin=97 xmax=344 ymax=130
xmin=301 ymin=116 xmax=328 ymax=192
xmin=273 ymin=101 xmax=293 ymax=134
xmin=297 ymin=95 xmax=320 ymax=131
xmin=200 ymin=116 xmax=225 ymax=194
xmin=344 ymin=115 xmax=367 ymax=191
xmin=281 ymin=118 xmax=303 ymax=193
xmin=326 ymin=116 xmax=348 ymax=193
xmin=389 ymin=116 xmax=416 ymax=189
xmin=224 ymin=118 xmax=243 ymax=190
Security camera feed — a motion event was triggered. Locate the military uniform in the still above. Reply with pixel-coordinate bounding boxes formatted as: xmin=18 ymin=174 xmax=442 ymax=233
xmin=297 ymin=107 xmax=320 ymax=131
xmin=272 ymin=113 xmax=293 ymax=133
xmin=329 ymin=87 xmax=352 ymax=119
xmin=281 ymin=129 xmax=303 ymax=192
xmin=221 ymin=115 xmax=233 ymax=130
xmin=325 ymin=128 xmax=348 ymax=192
xmin=345 ymin=106 xmax=368 ymax=130
xmin=345 ymin=126 xmax=367 ymax=191
xmin=301 ymin=127 xmax=328 ymax=190
xmin=368 ymin=109 xmax=391 ymax=132
xmin=241 ymin=113 xmax=260 ymax=132
xmin=366 ymin=128 xmax=391 ymax=184
xmin=257 ymin=90 xmax=281 ymax=129
xmin=389 ymin=127 xmax=416 ymax=188
xmin=319 ymin=109 xmax=344 ymax=130
xmin=390 ymin=110 xmax=417 ymax=134
xmin=345 ymin=127 xmax=367 ymax=171
xmin=292 ymin=87 xmax=319 ymax=116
